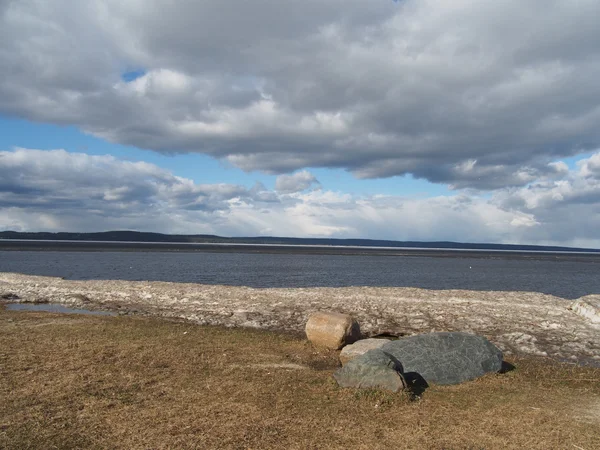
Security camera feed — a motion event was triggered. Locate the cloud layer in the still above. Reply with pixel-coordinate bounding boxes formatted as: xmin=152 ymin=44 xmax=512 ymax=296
xmin=2 ymin=148 xmax=600 ymax=247
xmin=275 ymin=171 xmax=320 ymax=194
xmin=2 ymin=1 xmax=600 ymax=188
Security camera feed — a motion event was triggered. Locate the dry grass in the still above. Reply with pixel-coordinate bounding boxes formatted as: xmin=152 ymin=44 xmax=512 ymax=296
xmin=1 ymin=305 xmax=599 ymax=450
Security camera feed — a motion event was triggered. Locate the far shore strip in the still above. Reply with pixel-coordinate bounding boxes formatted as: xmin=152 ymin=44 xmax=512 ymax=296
xmin=1 ymin=272 xmax=599 ymax=365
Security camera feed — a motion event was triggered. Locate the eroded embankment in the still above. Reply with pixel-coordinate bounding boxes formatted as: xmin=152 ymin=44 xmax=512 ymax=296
xmin=1 ymin=272 xmax=599 ymax=365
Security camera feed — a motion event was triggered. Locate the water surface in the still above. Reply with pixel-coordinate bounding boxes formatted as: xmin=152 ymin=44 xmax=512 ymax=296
xmin=2 ymin=250 xmax=599 ymax=299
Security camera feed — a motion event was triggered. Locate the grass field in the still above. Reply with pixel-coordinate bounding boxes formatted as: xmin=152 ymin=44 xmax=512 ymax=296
xmin=1 ymin=305 xmax=599 ymax=449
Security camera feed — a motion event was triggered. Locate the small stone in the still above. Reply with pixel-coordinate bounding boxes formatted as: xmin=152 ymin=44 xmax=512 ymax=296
xmin=333 ymin=349 xmax=406 ymax=392
xmin=305 ymin=311 xmax=361 ymax=350
xmin=339 ymin=338 xmax=391 ymax=365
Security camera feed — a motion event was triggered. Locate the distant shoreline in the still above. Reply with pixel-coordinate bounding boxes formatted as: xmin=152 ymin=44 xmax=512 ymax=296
xmin=2 ymin=230 xmax=599 ymax=254
xmin=2 ymin=239 xmax=600 ymax=261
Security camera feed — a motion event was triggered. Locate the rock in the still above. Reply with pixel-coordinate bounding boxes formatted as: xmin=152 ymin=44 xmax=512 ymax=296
xmin=571 ymin=297 xmax=600 ymax=324
xmin=381 ymin=332 xmax=503 ymax=385
xmin=339 ymin=338 xmax=390 ymax=365
xmin=305 ymin=311 xmax=361 ymax=350
xmin=333 ymin=349 xmax=406 ymax=392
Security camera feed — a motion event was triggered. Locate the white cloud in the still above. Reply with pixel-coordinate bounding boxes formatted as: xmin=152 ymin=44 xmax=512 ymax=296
xmin=1 ymin=1 xmax=600 ymax=188
xmin=0 ymin=148 xmax=250 ymax=215
xmin=3 ymin=148 xmax=600 ymax=247
xmin=275 ymin=171 xmax=320 ymax=194
xmin=579 ymin=153 xmax=600 ymax=179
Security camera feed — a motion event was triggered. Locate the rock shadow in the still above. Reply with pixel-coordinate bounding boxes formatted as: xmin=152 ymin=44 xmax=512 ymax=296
xmin=403 ymin=372 xmax=429 ymax=399
xmin=384 ymin=352 xmax=429 ymax=399
xmin=499 ymin=361 xmax=516 ymax=374
xmin=369 ymin=332 xmax=407 ymax=340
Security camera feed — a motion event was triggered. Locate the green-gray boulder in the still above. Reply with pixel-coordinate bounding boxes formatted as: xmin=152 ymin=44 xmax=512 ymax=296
xmin=381 ymin=332 xmax=503 ymax=385
xmin=333 ymin=349 xmax=406 ymax=392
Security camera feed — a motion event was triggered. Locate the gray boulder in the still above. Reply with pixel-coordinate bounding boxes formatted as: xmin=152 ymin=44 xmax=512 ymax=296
xmin=333 ymin=349 xmax=406 ymax=392
xmin=339 ymin=338 xmax=391 ymax=365
xmin=381 ymin=332 xmax=503 ymax=385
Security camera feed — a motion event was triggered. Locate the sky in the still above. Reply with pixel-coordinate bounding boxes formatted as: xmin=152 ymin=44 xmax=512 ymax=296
xmin=1 ymin=0 xmax=600 ymax=247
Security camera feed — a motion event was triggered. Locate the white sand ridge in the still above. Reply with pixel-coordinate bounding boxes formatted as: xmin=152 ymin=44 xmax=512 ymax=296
xmin=1 ymin=272 xmax=599 ymax=366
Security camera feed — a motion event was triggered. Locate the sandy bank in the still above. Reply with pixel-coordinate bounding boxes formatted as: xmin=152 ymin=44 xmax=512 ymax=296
xmin=1 ymin=272 xmax=599 ymax=365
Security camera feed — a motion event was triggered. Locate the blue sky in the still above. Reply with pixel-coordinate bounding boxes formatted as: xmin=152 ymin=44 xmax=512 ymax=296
xmin=1 ymin=0 xmax=600 ymax=247
xmin=0 ymin=116 xmax=451 ymax=197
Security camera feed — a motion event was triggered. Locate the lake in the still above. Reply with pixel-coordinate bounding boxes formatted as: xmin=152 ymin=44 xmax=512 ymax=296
xmin=1 ymin=246 xmax=599 ymax=299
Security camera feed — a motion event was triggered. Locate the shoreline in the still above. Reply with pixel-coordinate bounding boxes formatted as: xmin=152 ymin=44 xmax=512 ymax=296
xmin=3 ymin=240 xmax=600 ymax=262
xmin=1 ymin=272 xmax=599 ymax=366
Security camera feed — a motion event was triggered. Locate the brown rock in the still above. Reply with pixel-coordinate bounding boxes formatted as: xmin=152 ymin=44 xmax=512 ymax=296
xmin=305 ymin=311 xmax=361 ymax=349
xmin=339 ymin=338 xmax=390 ymax=365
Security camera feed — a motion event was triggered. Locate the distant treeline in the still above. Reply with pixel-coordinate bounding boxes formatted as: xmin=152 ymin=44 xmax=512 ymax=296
xmin=1 ymin=230 xmax=598 ymax=253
